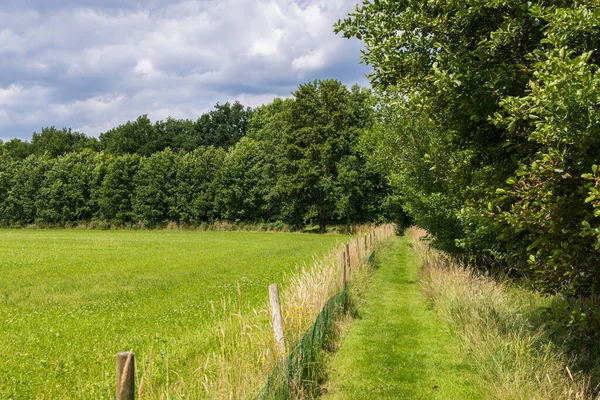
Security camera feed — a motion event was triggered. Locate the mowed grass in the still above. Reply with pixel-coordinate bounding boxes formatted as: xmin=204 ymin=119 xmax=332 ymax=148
xmin=323 ymin=237 xmax=485 ymax=399
xmin=0 ymin=229 xmax=342 ymax=399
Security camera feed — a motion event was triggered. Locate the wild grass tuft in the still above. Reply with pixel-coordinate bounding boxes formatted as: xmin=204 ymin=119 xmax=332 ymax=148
xmin=406 ymin=226 xmax=600 ymax=400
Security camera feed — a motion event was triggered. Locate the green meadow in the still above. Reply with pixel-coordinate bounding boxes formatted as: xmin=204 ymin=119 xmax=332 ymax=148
xmin=0 ymin=230 xmax=342 ymax=399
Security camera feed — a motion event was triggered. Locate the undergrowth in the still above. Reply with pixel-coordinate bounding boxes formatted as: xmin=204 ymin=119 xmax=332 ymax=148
xmin=406 ymin=227 xmax=600 ymax=400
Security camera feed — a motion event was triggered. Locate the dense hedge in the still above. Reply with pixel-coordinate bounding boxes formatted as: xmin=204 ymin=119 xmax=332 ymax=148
xmin=337 ymin=1 xmax=600 ymax=298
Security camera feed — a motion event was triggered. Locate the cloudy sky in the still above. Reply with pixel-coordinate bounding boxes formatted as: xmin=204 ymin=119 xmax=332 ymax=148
xmin=0 ymin=0 xmax=369 ymax=141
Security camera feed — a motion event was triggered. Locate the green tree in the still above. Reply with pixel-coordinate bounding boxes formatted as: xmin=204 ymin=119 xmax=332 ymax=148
xmin=194 ymin=101 xmax=253 ymax=149
xmin=273 ymin=80 xmax=374 ymax=232
xmin=219 ymin=137 xmax=275 ymax=222
xmin=0 ymin=153 xmax=17 ymax=226
xmin=154 ymin=117 xmax=197 ymax=152
xmin=337 ymin=1 xmax=600 ymax=295
xmin=132 ymin=148 xmax=179 ymax=226
xmin=31 ymin=127 xmax=98 ymax=157
xmin=3 ymin=154 xmax=52 ymax=225
xmin=175 ymin=146 xmax=226 ymax=224
xmin=2 ymin=138 xmax=33 ymax=160
xmin=100 ymin=115 xmax=163 ymax=156
xmin=92 ymin=153 xmax=142 ymax=225
xmin=35 ymin=150 xmax=98 ymax=224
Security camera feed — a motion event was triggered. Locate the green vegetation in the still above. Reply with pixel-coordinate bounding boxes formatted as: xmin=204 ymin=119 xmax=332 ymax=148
xmin=0 ymin=102 xmax=252 ymax=158
xmin=337 ymin=0 xmax=600 ymax=321
xmin=0 ymin=80 xmax=401 ymax=231
xmin=2 ymin=1 xmax=600 ymax=397
xmin=410 ymin=228 xmax=597 ymax=399
xmin=257 ymin=226 xmax=394 ymax=400
xmin=323 ymin=237 xmax=484 ymax=399
xmin=0 ymin=229 xmax=342 ymax=398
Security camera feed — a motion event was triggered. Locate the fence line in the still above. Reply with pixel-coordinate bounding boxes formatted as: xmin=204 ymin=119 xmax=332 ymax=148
xmin=259 ymin=224 xmax=396 ymax=399
xmin=112 ymin=224 xmax=396 ymax=398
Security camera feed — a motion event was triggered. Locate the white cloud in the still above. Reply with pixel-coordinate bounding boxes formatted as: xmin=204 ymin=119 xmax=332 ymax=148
xmin=134 ymin=59 xmax=155 ymax=75
xmin=292 ymin=49 xmax=327 ymax=72
xmin=0 ymin=0 xmax=368 ymax=139
xmin=0 ymin=84 xmax=52 ymax=107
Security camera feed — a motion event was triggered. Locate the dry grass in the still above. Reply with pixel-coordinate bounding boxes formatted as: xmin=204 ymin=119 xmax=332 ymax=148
xmin=406 ymin=226 xmax=600 ymax=400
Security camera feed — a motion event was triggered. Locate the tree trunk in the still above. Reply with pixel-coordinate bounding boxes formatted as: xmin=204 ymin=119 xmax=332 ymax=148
xmin=319 ymin=214 xmax=327 ymax=233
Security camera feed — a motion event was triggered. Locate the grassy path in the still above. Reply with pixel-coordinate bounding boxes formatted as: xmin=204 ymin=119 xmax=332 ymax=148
xmin=322 ymin=237 xmax=485 ymax=399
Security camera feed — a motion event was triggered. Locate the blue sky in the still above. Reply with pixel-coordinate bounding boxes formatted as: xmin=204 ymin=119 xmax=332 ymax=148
xmin=0 ymin=0 xmax=369 ymax=141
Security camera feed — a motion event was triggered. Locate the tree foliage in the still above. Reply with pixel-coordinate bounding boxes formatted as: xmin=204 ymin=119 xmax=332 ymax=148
xmin=337 ymin=1 xmax=600 ymax=296
xmin=98 ymin=102 xmax=252 ymax=156
xmin=0 ymin=81 xmax=394 ymax=231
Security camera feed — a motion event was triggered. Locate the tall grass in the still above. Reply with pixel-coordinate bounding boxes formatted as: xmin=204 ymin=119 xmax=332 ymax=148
xmin=406 ymin=227 xmax=599 ymax=400
xmin=184 ymin=224 xmax=396 ymax=399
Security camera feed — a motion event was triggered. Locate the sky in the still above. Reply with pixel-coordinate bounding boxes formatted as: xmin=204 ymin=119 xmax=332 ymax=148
xmin=0 ymin=0 xmax=369 ymax=141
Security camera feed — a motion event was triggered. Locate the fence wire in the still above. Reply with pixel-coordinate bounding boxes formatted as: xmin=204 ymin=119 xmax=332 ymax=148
xmin=258 ymin=289 xmax=347 ymax=399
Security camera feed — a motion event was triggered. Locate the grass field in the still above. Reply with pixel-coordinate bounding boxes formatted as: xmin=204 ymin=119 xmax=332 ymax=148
xmin=0 ymin=229 xmax=343 ymax=399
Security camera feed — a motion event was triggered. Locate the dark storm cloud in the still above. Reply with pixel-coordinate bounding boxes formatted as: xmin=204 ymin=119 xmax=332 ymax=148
xmin=0 ymin=0 xmax=369 ymax=141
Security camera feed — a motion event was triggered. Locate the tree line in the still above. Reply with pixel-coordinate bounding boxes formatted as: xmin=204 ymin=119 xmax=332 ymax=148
xmin=0 ymin=101 xmax=252 ymax=159
xmin=0 ymin=80 xmax=401 ymax=231
xmin=337 ymin=0 xmax=600 ymax=301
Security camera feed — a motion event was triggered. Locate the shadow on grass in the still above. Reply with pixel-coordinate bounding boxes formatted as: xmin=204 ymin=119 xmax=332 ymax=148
xmin=536 ymin=296 xmax=600 ymax=390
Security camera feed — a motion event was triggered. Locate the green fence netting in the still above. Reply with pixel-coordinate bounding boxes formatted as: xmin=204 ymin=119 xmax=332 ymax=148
xmin=258 ymin=289 xmax=347 ymax=399
xmin=368 ymin=251 xmax=375 ymax=264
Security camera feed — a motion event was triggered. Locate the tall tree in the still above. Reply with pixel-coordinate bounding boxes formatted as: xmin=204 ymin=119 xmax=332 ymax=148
xmin=0 ymin=153 xmax=17 ymax=226
xmin=31 ymin=127 xmax=98 ymax=157
xmin=174 ymin=146 xmax=226 ymax=224
xmin=132 ymin=148 xmax=179 ymax=226
xmin=35 ymin=150 xmax=98 ymax=224
xmin=195 ymin=101 xmax=253 ymax=149
xmin=219 ymin=137 xmax=275 ymax=222
xmin=92 ymin=153 xmax=142 ymax=225
xmin=273 ymin=80 xmax=374 ymax=232
xmin=100 ymin=115 xmax=163 ymax=156
xmin=2 ymin=138 xmax=33 ymax=160
xmin=3 ymin=154 xmax=52 ymax=225
xmin=337 ymin=0 xmax=600 ymax=296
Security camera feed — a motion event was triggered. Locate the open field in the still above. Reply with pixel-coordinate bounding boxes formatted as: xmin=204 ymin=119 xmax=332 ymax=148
xmin=0 ymin=230 xmax=342 ymax=398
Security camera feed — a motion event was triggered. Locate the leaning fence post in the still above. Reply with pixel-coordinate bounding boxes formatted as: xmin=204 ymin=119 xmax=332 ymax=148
xmin=268 ymin=284 xmax=286 ymax=354
xmin=116 ymin=351 xmax=135 ymax=400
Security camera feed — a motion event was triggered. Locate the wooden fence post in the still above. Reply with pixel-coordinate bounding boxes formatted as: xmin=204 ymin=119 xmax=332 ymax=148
xmin=364 ymin=235 xmax=368 ymax=254
xmin=342 ymin=251 xmax=347 ymax=289
xmin=116 ymin=351 xmax=135 ymax=400
xmin=345 ymin=243 xmax=350 ymax=269
xmin=268 ymin=283 xmax=286 ymax=354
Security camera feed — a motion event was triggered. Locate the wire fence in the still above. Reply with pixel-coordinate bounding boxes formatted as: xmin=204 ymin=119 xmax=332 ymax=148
xmin=258 ymin=289 xmax=347 ymax=399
